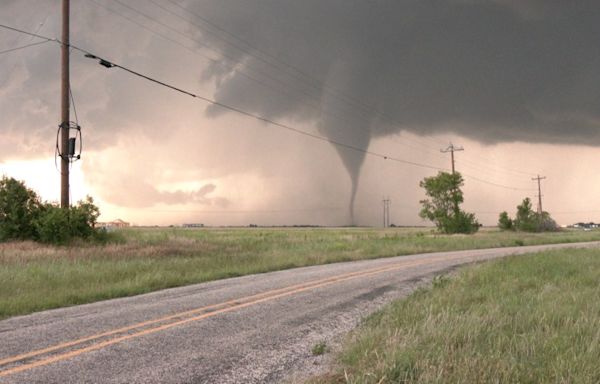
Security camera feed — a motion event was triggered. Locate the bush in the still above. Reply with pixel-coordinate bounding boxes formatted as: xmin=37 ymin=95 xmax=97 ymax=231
xmin=35 ymin=204 xmax=72 ymax=244
xmin=501 ymin=198 xmax=558 ymax=233
xmin=536 ymin=212 xmax=559 ymax=232
xmin=69 ymin=196 xmax=100 ymax=239
xmin=498 ymin=211 xmax=513 ymax=230
xmin=0 ymin=176 xmax=42 ymax=241
xmin=448 ymin=211 xmax=480 ymax=234
xmin=35 ymin=197 xmax=101 ymax=245
xmin=0 ymin=176 xmax=103 ymax=245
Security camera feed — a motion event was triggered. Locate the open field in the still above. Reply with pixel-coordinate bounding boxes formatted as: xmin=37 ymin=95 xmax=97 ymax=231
xmin=311 ymin=247 xmax=600 ymax=383
xmin=1 ymin=227 xmax=600 ymax=320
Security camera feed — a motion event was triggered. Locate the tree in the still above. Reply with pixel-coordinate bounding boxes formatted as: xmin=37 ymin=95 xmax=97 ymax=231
xmin=503 ymin=198 xmax=558 ymax=232
xmin=0 ymin=176 xmax=104 ymax=244
xmin=419 ymin=172 xmax=479 ymax=234
xmin=514 ymin=198 xmax=538 ymax=232
xmin=498 ymin=211 xmax=513 ymax=230
xmin=0 ymin=176 xmax=42 ymax=241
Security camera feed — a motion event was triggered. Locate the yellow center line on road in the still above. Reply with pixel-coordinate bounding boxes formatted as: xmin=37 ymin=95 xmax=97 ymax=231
xmin=0 ymin=252 xmax=482 ymax=378
xmin=2 ymin=258 xmax=418 ymax=367
xmin=0 ymin=257 xmax=430 ymax=368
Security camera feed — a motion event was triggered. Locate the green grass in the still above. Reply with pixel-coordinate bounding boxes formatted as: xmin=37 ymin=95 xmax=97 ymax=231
xmin=312 ymin=341 xmax=329 ymax=356
xmin=311 ymin=248 xmax=600 ymax=383
xmin=1 ymin=227 xmax=600 ymax=320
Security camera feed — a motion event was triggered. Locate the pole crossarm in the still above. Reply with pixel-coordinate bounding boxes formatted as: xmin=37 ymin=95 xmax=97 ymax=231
xmin=440 ymin=143 xmax=464 ymax=174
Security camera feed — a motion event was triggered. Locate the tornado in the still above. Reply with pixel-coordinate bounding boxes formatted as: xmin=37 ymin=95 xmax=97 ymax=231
xmin=192 ymin=1 xmax=600 ymax=227
xmin=318 ymin=59 xmax=371 ymax=225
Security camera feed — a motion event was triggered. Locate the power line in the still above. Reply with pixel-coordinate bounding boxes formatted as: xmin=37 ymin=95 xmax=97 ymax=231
xmin=455 ymin=159 xmax=535 ymax=181
xmin=88 ymin=0 xmax=377 ymax=134
xmin=151 ymin=0 xmax=388 ymax=122
xmin=460 ymin=173 xmax=535 ymax=191
xmin=0 ymin=22 xmax=539 ymax=193
xmin=80 ymin=49 xmax=539 ymax=191
xmin=0 ymin=12 xmax=51 ymax=71
xmin=109 ymin=1 xmax=450 ymax=155
xmin=101 ymin=3 xmax=531 ymax=183
xmin=78 ymin=49 xmax=448 ymax=171
xmin=92 ymin=1 xmax=537 ymax=180
xmin=149 ymin=0 xmax=460 ymax=152
xmin=152 ymin=2 xmax=529 ymax=166
xmin=4 ymin=15 xmax=398 ymax=156
xmin=456 ymin=156 xmax=537 ymax=178
xmin=107 ymin=0 xmax=334 ymax=109
xmin=106 ymin=0 xmax=450 ymax=168
xmin=0 ymin=16 xmax=520 ymax=186
xmin=144 ymin=207 xmax=346 ymax=214
xmin=0 ymin=40 xmax=51 ymax=55
xmin=148 ymin=0 xmax=539 ymax=179
xmin=0 ymin=24 xmax=56 ymax=42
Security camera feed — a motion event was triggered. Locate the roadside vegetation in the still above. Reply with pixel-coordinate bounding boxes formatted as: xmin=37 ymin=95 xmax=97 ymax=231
xmin=419 ymin=172 xmax=479 ymax=234
xmin=1 ymin=226 xmax=600 ymax=319
xmin=0 ymin=176 xmax=104 ymax=245
xmin=310 ymin=248 xmax=600 ymax=384
xmin=312 ymin=341 xmax=329 ymax=356
xmin=499 ymin=197 xmax=558 ymax=232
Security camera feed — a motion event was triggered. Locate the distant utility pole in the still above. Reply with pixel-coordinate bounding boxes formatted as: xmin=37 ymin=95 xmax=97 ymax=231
xmin=382 ymin=197 xmax=391 ymax=228
xmin=440 ymin=143 xmax=464 ymax=174
xmin=60 ymin=0 xmax=70 ymax=208
xmin=532 ymin=175 xmax=546 ymax=214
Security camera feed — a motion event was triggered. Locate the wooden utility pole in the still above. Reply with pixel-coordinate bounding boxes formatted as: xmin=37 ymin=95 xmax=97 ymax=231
xmin=440 ymin=143 xmax=464 ymax=174
xmin=532 ymin=175 xmax=546 ymax=214
xmin=60 ymin=0 xmax=70 ymax=208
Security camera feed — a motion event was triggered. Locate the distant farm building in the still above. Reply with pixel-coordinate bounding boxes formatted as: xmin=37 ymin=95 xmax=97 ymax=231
xmin=182 ymin=223 xmax=204 ymax=228
xmin=98 ymin=219 xmax=130 ymax=229
xmin=570 ymin=222 xmax=599 ymax=229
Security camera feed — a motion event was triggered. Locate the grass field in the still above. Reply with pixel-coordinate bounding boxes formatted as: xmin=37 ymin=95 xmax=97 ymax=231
xmin=311 ymin=247 xmax=600 ymax=383
xmin=1 ymin=227 xmax=600 ymax=320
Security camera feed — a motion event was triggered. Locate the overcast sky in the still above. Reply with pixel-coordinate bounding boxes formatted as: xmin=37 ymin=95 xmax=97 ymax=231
xmin=1 ymin=0 xmax=599 ymax=226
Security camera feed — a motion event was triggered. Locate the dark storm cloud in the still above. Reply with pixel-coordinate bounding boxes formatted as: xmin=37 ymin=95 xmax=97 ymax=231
xmin=186 ymin=0 xmax=599 ymax=222
xmin=192 ymin=0 xmax=600 ymax=145
xmin=2 ymin=1 xmax=599 ymax=223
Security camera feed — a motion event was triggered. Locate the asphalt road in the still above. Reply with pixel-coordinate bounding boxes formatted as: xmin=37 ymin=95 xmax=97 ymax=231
xmin=1 ymin=241 xmax=599 ymax=383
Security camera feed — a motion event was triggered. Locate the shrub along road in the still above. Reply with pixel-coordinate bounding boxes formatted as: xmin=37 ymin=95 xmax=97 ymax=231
xmin=0 ymin=241 xmax=598 ymax=383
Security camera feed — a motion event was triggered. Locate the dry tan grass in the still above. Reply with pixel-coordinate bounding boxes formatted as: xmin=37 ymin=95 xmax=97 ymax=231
xmin=2 ymin=227 xmax=600 ymax=319
xmin=0 ymin=241 xmax=64 ymax=263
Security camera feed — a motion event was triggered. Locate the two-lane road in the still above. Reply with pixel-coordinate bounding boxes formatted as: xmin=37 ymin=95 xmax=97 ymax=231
xmin=1 ymin=241 xmax=598 ymax=383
